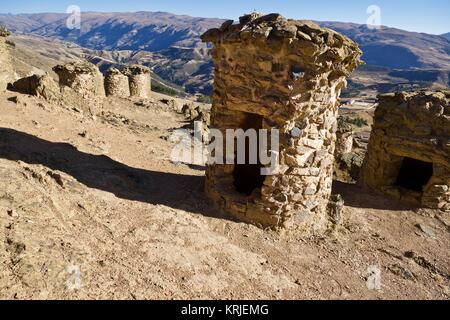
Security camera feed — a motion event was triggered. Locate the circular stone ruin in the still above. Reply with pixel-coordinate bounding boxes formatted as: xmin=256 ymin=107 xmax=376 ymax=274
xmin=202 ymin=13 xmax=362 ymax=231
xmin=53 ymin=61 xmax=106 ymax=99
xmin=52 ymin=61 xmax=106 ymax=111
xmin=360 ymin=90 xmax=450 ymax=211
xmin=105 ymin=67 xmax=131 ymax=98
xmin=122 ymin=65 xmax=152 ymax=99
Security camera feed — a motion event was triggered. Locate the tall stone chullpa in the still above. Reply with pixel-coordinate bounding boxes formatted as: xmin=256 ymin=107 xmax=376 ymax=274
xmin=104 ymin=67 xmax=131 ymax=98
xmin=0 ymin=25 xmax=13 ymax=91
xmin=360 ymin=90 xmax=450 ymax=211
xmin=202 ymin=13 xmax=362 ymax=231
xmin=122 ymin=65 xmax=151 ymax=99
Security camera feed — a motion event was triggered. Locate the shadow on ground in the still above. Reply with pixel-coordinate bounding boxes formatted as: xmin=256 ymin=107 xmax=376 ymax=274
xmin=0 ymin=127 xmax=229 ymax=220
xmin=332 ymin=180 xmax=416 ymax=211
xmin=0 ymin=127 xmax=413 ymax=218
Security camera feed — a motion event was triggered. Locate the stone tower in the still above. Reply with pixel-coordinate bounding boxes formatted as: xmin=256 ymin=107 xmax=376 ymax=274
xmin=360 ymin=91 xmax=450 ymax=211
xmin=0 ymin=26 xmax=13 ymax=91
xmin=105 ymin=67 xmax=131 ymax=98
xmin=53 ymin=61 xmax=106 ymax=98
xmin=123 ymin=65 xmax=151 ymax=99
xmin=53 ymin=61 xmax=105 ymax=111
xmin=202 ymin=13 xmax=362 ymax=231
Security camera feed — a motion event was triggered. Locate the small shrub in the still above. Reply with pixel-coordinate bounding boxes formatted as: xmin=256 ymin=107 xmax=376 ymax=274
xmin=151 ymin=80 xmax=178 ymax=97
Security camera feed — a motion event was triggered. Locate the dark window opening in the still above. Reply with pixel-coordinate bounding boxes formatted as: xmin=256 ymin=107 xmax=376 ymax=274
xmin=395 ymin=157 xmax=433 ymax=192
xmin=233 ymin=113 xmax=266 ymax=196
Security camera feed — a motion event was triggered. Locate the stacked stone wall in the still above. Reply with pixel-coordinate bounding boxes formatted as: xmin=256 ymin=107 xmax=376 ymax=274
xmin=105 ymin=68 xmax=131 ymax=98
xmin=0 ymin=26 xmax=13 ymax=91
xmin=202 ymin=13 xmax=362 ymax=230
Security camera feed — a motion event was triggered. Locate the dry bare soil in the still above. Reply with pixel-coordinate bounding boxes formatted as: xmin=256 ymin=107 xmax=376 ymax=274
xmin=0 ymin=91 xmax=449 ymax=300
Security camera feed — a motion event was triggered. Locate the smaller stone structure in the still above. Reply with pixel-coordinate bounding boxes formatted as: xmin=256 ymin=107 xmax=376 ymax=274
xmin=0 ymin=25 xmax=13 ymax=91
xmin=360 ymin=90 xmax=450 ymax=211
xmin=53 ymin=61 xmax=105 ymax=99
xmin=335 ymin=118 xmax=354 ymax=159
xmin=104 ymin=68 xmax=130 ymax=98
xmin=123 ymin=65 xmax=151 ymax=99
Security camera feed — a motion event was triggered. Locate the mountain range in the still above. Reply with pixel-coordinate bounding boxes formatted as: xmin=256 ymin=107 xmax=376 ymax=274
xmin=1 ymin=11 xmax=449 ymax=95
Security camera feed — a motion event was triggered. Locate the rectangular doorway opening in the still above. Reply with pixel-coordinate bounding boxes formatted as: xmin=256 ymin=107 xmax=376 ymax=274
xmin=395 ymin=157 xmax=433 ymax=192
xmin=233 ymin=112 xmax=266 ymax=196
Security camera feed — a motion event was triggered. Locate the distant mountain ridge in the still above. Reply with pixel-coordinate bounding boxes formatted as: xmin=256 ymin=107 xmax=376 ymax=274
xmin=1 ymin=12 xmax=450 ymax=70
xmin=442 ymin=33 xmax=450 ymax=41
xmin=0 ymin=12 xmax=222 ymax=52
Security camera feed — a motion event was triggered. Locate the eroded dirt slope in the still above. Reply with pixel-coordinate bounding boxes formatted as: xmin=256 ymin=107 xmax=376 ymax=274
xmin=0 ymin=91 xmax=449 ymax=299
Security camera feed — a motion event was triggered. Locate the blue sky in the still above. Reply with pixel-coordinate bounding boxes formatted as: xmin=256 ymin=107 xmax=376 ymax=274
xmin=0 ymin=0 xmax=449 ymax=35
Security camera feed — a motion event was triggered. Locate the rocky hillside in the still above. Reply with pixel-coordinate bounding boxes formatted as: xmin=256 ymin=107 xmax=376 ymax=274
xmin=442 ymin=33 xmax=450 ymax=41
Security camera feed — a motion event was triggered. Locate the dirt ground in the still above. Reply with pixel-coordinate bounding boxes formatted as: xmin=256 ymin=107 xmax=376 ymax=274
xmin=0 ymin=91 xmax=449 ymax=300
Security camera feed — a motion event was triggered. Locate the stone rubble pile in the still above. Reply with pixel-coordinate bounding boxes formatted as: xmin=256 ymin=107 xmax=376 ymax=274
xmin=8 ymin=74 xmax=60 ymax=102
xmin=4 ymin=57 xmax=153 ymax=111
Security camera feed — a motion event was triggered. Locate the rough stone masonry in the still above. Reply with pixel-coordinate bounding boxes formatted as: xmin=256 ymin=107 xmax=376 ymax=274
xmin=202 ymin=13 xmax=362 ymax=231
xmin=360 ymin=91 xmax=450 ymax=211
xmin=0 ymin=25 xmax=13 ymax=91
xmin=53 ymin=61 xmax=106 ymax=99
xmin=53 ymin=61 xmax=106 ymax=111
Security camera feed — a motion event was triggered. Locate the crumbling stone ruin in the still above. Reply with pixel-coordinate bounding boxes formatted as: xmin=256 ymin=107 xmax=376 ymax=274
xmin=52 ymin=61 xmax=105 ymax=111
xmin=360 ymin=91 xmax=450 ymax=211
xmin=333 ymin=117 xmax=361 ymax=183
xmin=123 ymin=65 xmax=152 ymax=99
xmin=202 ymin=13 xmax=361 ymax=230
xmin=105 ymin=67 xmax=131 ymax=98
xmin=0 ymin=26 xmax=13 ymax=91
xmin=8 ymin=74 xmax=60 ymax=102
